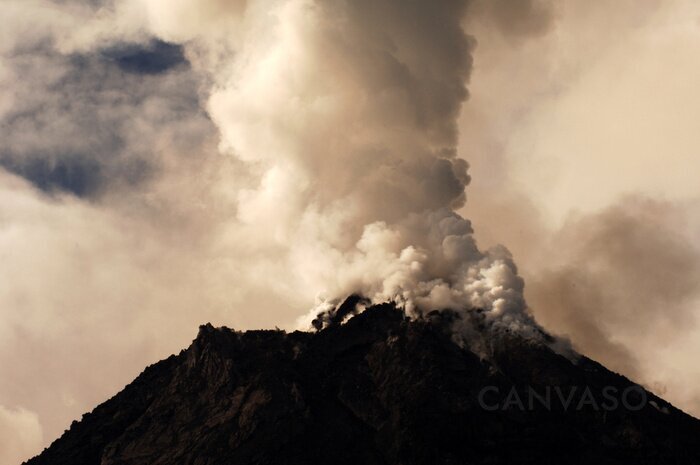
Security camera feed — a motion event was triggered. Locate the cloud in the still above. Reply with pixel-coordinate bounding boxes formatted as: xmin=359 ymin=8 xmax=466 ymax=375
xmin=0 ymin=0 xmax=231 ymax=445
xmin=100 ymin=39 xmax=187 ymax=75
xmin=525 ymin=196 xmax=700 ymax=393
xmin=0 ymin=25 xmax=212 ymax=197
xmin=469 ymin=0 xmax=557 ymax=40
xmin=0 ymin=404 xmax=43 ymax=465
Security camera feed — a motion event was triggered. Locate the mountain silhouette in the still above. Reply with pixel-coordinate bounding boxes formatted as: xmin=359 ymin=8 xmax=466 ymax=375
xmin=26 ymin=302 xmax=700 ymax=465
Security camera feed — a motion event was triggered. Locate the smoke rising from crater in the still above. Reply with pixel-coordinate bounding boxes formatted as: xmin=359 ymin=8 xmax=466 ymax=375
xmin=142 ymin=0 xmax=536 ymax=334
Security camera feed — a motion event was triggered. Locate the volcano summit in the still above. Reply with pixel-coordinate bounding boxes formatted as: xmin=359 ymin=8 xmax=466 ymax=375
xmin=26 ymin=302 xmax=700 ymax=465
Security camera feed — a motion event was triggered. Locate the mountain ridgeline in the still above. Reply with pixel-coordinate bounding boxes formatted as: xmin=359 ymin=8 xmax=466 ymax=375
xmin=26 ymin=302 xmax=700 ymax=464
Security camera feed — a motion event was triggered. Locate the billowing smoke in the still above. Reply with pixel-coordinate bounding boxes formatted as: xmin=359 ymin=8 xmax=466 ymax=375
xmin=142 ymin=0 xmax=539 ymax=339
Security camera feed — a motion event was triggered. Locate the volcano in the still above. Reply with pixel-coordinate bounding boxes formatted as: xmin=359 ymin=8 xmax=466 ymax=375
xmin=25 ymin=303 xmax=700 ymax=465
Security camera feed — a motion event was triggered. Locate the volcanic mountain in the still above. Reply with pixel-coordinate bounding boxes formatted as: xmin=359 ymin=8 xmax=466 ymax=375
xmin=26 ymin=302 xmax=700 ymax=465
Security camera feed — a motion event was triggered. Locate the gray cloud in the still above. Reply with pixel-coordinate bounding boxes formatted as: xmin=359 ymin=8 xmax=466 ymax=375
xmin=0 ymin=155 xmax=107 ymax=198
xmin=469 ymin=0 xmax=557 ymax=40
xmin=0 ymin=32 xmax=210 ymax=198
xmin=528 ymin=197 xmax=700 ymax=358
xmin=101 ymin=39 xmax=187 ymax=75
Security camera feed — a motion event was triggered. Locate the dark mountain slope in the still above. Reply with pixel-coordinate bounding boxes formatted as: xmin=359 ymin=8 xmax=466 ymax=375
xmin=26 ymin=303 xmax=700 ymax=465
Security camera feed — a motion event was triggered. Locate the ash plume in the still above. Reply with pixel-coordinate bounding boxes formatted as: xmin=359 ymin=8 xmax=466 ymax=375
xmin=140 ymin=0 xmax=541 ymax=339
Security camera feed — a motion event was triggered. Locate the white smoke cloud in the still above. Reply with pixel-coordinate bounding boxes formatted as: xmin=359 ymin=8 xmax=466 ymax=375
xmin=136 ymin=0 xmax=538 ymax=338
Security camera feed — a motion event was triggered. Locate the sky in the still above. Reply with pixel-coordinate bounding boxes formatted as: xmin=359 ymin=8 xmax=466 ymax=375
xmin=1 ymin=1 xmax=700 ymax=463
